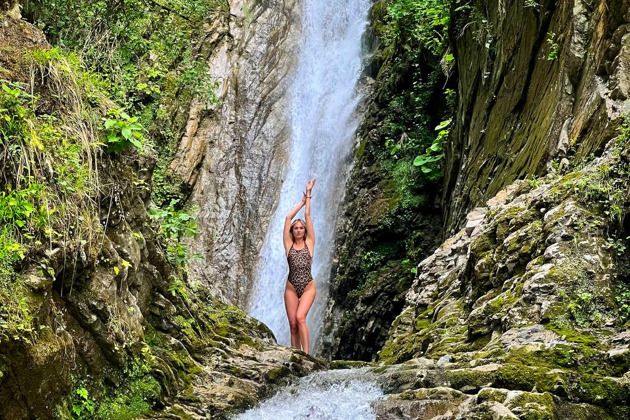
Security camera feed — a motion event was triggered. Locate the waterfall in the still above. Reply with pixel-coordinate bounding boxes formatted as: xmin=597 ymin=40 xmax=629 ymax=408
xmin=248 ymin=0 xmax=371 ymax=348
xmin=233 ymin=369 xmax=384 ymax=419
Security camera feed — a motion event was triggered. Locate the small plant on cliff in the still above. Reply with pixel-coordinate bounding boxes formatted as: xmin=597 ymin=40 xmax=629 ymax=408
xmin=617 ymin=283 xmax=630 ymax=325
xmin=524 ymin=0 xmax=540 ymax=10
xmin=564 ymin=291 xmax=607 ymax=328
xmin=546 ymin=32 xmax=559 ymax=61
xmin=177 ymin=55 xmax=221 ymax=109
xmin=148 ymin=199 xmax=200 ymax=269
xmin=72 ymin=387 xmax=95 ymax=419
xmin=168 ymin=275 xmax=188 ymax=301
xmin=413 ymin=118 xmax=450 ymax=180
xmin=401 ymin=258 xmax=418 ymax=274
xmin=103 ymin=110 xmax=145 ymax=153
xmin=0 ymin=81 xmax=39 ymax=149
xmin=95 ymin=359 xmax=161 ymax=419
xmin=606 ymin=236 xmax=629 ymax=256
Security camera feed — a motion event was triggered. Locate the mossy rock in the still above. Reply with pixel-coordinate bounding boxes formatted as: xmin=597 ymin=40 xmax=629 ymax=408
xmin=506 ymin=391 xmax=556 ymax=420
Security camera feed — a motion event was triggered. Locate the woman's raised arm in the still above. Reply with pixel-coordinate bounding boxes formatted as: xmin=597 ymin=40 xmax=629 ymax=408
xmin=305 ymin=179 xmax=316 ymax=251
xmin=283 ymin=196 xmax=305 ymax=254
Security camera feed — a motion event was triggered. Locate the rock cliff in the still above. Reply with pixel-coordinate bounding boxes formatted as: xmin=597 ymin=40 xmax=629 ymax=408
xmin=324 ymin=1 xmax=630 ymax=416
xmin=375 ymin=137 xmax=630 ymax=417
xmin=444 ymin=0 xmax=630 ymax=232
xmin=320 ymin=0 xmax=449 ymax=361
xmin=0 ymin=8 xmax=323 ymax=419
xmin=170 ymin=0 xmax=300 ymax=307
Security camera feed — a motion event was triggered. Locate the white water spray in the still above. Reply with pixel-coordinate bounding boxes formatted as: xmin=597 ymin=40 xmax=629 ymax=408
xmin=248 ymin=0 xmax=371 ymax=348
xmin=233 ymin=369 xmax=384 ymax=420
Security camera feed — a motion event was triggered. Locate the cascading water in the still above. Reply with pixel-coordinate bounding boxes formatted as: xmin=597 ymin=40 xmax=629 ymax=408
xmin=248 ymin=0 xmax=371 ymax=348
xmin=233 ymin=369 xmax=384 ymax=420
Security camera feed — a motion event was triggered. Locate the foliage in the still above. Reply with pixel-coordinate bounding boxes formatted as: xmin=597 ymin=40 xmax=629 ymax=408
xmin=23 ymin=0 xmax=223 ymax=120
xmin=148 ymin=199 xmax=198 ymax=240
xmin=546 ymin=32 xmax=559 ymax=61
xmin=0 ymin=46 xmax=114 ymax=342
xmin=617 ymin=282 xmax=630 ymax=325
xmin=565 ymin=136 xmax=629 ymax=228
xmin=524 ymin=0 xmax=540 ymax=9
xmin=0 ymin=278 xmax=36 ymax=343
xmin=176 ymin=55 xmax=221 ymax=109
xmin=372 ymin=0 xmax=455 ymax=187
xmin=606 ymin=236 xmax=629 ymax=257
xmin=168 ymin=275 xmax=189 ymax=300
xmin=95 ymin=361 xmax=161 ymax=420
xmin=148 ymin=199 xmax=200 ymax=269
xmin=72 ymin=388 xmax=95 ymax=419
xmin=338 ymin=0 xmax=453 ymax=308
xmin=23 ymin=0 xmax=226 ymax=211
xmin=103 ymin=109 xmax=145 ymax=153
xmin=563 ymin=291 xmax=602 ymax=328
xmin=383 ymin=0 xmax=451 ymax=56
xmin=413 ymin=118 xmax=450 ymax=180
xmin=66 ymin=359 xmax=161 ymax=420
xmin=401 ymin=258 xmax=418 ymax=274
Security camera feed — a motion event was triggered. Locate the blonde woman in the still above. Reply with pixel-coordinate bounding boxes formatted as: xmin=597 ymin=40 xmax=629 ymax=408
xmin=283 ymin=179 xmax=316 ymax=354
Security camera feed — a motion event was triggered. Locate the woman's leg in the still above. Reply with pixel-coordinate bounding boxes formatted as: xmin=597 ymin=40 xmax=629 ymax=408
xmin=284 ymin=282 xmax=301 ymax=349
xmin=296 ymin=281 xmax=316 ymax=354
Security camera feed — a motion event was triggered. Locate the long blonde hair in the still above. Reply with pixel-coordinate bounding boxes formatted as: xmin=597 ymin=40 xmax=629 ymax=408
xmin=290 ymin=219 xmax=308 ymax=243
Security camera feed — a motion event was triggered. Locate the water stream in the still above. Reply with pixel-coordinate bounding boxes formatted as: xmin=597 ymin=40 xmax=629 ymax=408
xmin=248 ymin=0 xmax=371 ymax=349
xmin=233 ymin=369 xmax=384 ymax=420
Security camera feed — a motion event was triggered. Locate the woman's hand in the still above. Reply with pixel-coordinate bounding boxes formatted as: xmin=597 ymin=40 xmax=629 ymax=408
xmin=301 ymin=192 xmax=307 ymax=204
xmin=306 ymin=178 xmax=316 ymax=192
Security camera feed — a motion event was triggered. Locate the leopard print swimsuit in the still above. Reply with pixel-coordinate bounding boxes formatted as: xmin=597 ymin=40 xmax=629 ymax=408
xmin=287 ymin=242 xmax=313 ymax=298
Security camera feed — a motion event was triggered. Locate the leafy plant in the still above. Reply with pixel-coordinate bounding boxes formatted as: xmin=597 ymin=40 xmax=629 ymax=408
xmin=148 ymin=199 xmax=198 ymax=240
xmin=525 ymin=175 xmax=541 ymax=188
xmin=413 ymin=118 xmax=450 ymax=180
xmin=72 ymin=387 xmax=95 ymax=418
xmin=401 ymin=258 xmax=418 ymax=274
xmin=168 ymin=276 xmax=188 ymax=300
xmin=177 ymin=58 xmax=220 ymax=109
xmin=148 ymin=200 xmax=200 ymax=269
xmin=103 ymin=110 xmax=145 ymax=153
xmin=524 ymin=0 xmax=540 ymax=9
xmin=617 ymin=282 xmax=630 ymax=325
xmin=546 ymin=32 xmax=559 ymax=61
xmin=606 ymin=236 xmax=629 ymax=256
xmin=0 ymin=82 xmax=39 ymax=149
xmin=384 ymin=0 xmax=451 ymax=55
xmin=565 ymin=291 xmax=604 ymax=328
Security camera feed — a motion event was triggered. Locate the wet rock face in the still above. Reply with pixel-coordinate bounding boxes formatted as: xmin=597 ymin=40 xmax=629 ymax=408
xmin=376 ymin=140 xmax=630 ymax=416
xmin=355 ymin=1 xmax=630 ymax=416
xmin=444 ymin=0 xmax=630 ymax=233
xmin=383 ymin=146 xmax=628 ymax=362
xmin=320 ymin=152 xmax=443 ymax=361
xmin=319 ymin=4 xmax=445 ymax=360
xmin=170 ymin=0 xmax=300 ymax=306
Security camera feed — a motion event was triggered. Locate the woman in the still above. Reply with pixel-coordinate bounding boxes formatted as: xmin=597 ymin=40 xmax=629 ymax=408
xmin=283 ymin=179 xmax=316 ymax=354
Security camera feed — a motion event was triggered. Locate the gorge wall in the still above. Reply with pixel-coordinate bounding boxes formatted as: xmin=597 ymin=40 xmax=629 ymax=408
xmin=0 ymin=3 xmax=324 ymax=419
xmin=170 ymin=0 xmax=300 ymax=307
xmin=320 ymin=0 xmax=450 ymax=361
xmin=443 ymin=0 xmax=630 ymax=232
xmin=322 ymin=0 xmax=630 ymax=417
xmin=324 ymin=0 xmax=630 ymax=359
